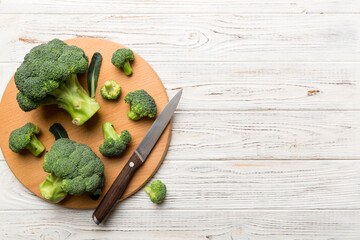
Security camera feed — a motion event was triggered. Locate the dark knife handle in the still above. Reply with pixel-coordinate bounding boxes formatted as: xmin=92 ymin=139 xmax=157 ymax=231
xmin=92 ymin=152 xmax=142 ymax=225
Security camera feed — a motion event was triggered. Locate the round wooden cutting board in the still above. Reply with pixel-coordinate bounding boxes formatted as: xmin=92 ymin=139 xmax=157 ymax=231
xmin=0 ymin=38 xmax=171 ymax=208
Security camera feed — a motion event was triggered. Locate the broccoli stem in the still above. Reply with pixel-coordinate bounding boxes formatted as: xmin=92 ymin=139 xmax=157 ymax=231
xmin=39 ymin=173 xmax=67 ymax=203
xmin=127 ymin=111 xmax=141 ymax=120
xmin=104 ymin=81 xmax=112 ymax=91
xmin=25 ymin=134 xmax=45 ymax=156
xmin=102 ymin=122 xmax=119 ymax=139
xmin=48 ymin=74 xmax=101 ymax=126
xmin=144 ymin=186 xmax=151 ymax=195
xmin=122 ymin=61 xmax=133 ymax=76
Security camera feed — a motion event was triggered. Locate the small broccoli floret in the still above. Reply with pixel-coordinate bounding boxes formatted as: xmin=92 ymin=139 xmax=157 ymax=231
xmin=39 ymin=173 xmax=67 ymax=203
xmin=124 ymin=90 xmax=157 ymax=120
xmin=14 ymin=39 xmax=101 ymax=126
xmin=99 ymin=122 xmax=131 ymax=157
xmin=100 ymin=80 xmax=121 ymax=100
xmin=111 ymin=49 xmax=134 ymax=76
xmin=40 ymin=123 xmax=105 ymax=203
xmin=9 ymin=123 xmax=45 ymax=156
xmin=144 ymin=180 xmax=167 ymax=204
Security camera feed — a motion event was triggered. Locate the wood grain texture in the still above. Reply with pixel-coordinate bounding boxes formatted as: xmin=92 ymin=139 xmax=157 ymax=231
xmin=1 ymin=160 xmax=360 ymax=211
xmin=2 ymin=62 xmax=360 ymax=111
xmin=0 ymin=111 xmax=359 ymax=161
xmin=1 ymin=209 xmax=360 ymax=239
xmin=1 ymin=0 xmax=360 ymax=238
xmin=0 ymin=38 xmax=171 ymax=208
xmin=0 ymin=0 xmax=359 ymax=14
xmin=0 ymin=14 xmax=360 ymax=62
xmin=163 ymin=111 xmax=359 ymax=160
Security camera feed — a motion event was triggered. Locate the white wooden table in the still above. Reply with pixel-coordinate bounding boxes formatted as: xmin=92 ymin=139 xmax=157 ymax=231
xmin=1 ymin=1 xmax=360 ymax=239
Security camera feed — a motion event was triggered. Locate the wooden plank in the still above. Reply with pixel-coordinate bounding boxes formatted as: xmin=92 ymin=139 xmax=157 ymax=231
xmin=165 ymin=111 xmax=359 ymax=160
xmin=1 ymin=209 xmax=360 ymax=239
xmin=307 ymin=0 xmax=360 ymax=13
xmin=1 ymin=160 xmax=360 ymax=210
xmin=1 ymin=62 xmax=360 ymax=111
xmin=0 ymin=0 xmax=359 ymax=14
xmin=0 ymin=111 xmax=359 ymax=160
xmin=0 ymin=14 xmax=360 ymax=62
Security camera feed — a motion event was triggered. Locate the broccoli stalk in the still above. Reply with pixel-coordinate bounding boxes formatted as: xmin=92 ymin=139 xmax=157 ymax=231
xmin=99 ymin=122 xmax=131 ymax=157
xmin=26 ymin=134 xmax=45 ymax=156
xmin=45 ymin=74 xmax=100 ymax=126
xmin=122 ymin=61 xmax=132 ymax=76
xmin=103 ymin=122 xmax=119 ymax=139
xmin=39 ymin=173 xmax=67 ymax=203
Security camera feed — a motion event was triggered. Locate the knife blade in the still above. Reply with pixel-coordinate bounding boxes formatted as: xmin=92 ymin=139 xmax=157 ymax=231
xmin=92 ymin=89 xmax=183 ymax=225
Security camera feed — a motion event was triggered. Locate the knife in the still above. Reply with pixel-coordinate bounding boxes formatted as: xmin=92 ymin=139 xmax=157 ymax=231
xmin=92 ymin=89 xmax=183 ymax=225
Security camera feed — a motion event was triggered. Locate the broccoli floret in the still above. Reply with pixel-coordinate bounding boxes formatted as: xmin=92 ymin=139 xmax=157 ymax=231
xmin=39 ymin=123 xmax=105 ymax=203
xmin=14 ymin=39 xmax=101 ymax=126
xmin=39 ymin=173 xmax=67 ymax=203
xmin=9 ymin=123 xmax=45 ymax=156
xmin=144 ymin=180 xmax=166 ymax=204
xmin=111 ymin=49 xmax=134 ymax=76
xmin=100 ymin=80 xmax=121 ymax=100
xmin=99 ymin=122 xmax=131 ymax=157
xmin=124 ymin=90 xmax=157 ymax=120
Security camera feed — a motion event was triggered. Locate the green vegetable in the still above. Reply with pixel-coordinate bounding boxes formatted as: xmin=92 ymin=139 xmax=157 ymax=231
xmin=8 ymin=123 xmax=45 ymax=157
xmin=49 ymin=123 xmax=69 ymax=140
xmin=124 ymin=90 xmax=157 ymax=120
xmin=111 ymin=49 xmax=134 ymax=76
xmin=14 ymin=38 xmax=101 ymax=126
xmin=39 ymin=173 xmax=67 ymax=203
xmin=144 ymin=180 xmax=167 ymax=204
xmin=87 ymin=52 xmax=102 ymax=98
xmin=99 ymin=122 xmax=131 ymax=157
xmin=39 ymin=123 xmax=105 ymax=203
xmin=100 ymin=80 xmax=121 ymax=100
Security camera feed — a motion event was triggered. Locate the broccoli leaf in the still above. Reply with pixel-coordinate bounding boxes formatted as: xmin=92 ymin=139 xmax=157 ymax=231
xmin=49 ymin=123 xmax=69 ymax=140
xmin=87 ymin=52 xmax=102 ymax=98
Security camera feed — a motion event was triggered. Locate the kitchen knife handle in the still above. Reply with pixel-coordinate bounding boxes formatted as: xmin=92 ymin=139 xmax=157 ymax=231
xmin=92 ymin=152 xmax=142 ymax=225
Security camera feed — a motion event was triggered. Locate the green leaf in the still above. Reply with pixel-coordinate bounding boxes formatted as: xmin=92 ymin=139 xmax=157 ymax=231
xmin=87 ymin=52 xmax=103 ymax=98
xmin=49 ymin=123 xmax=69 ymax=140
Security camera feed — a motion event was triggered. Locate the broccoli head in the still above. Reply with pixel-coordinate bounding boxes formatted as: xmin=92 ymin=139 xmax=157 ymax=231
xmin=9 ymin=122 xmax=45 ymax=156
xmin=14 ymin=38 xmax=101 ymax=126
xmin=100 ymin=80 xmax=121 ymax=100
xmin=99 ymin=122 xmax=131 ymax=157
xmin=39 ymin=123 xmax=105 ymax=203
xmin=144 ymin=180 xmax=167 ymax=204
xmin=111 ymin=49 xmax=134 ymax=76
xmin=124 ymin=90 xmax=157 ymax=120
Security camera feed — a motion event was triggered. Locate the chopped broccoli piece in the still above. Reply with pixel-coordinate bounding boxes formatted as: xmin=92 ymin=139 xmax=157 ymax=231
xmin=124 ymin=90 xmax=157 ymax=120
xmin=39 ymin=173 xmax=67 ymax=203
xmin=9 ymin=122 xmax=45 ymax=156
xmin=100 ymin=80 xmax=121 ymax=100
xmin=99 ymin=122 xmax=131 ymax=157
xmin=39 ymin=123 xmax=105 ymax=203
xmin=14 ymin=39 xmax=101 ymax=126
xmin=111 ymin=49 xmax=134 ymax=76
xmin=144 ymin=180 xmax=167 ymax=204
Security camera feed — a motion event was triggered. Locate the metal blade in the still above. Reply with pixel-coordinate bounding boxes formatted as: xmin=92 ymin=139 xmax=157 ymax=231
xmin=135 ymin=89 xmax=182 ymax=162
